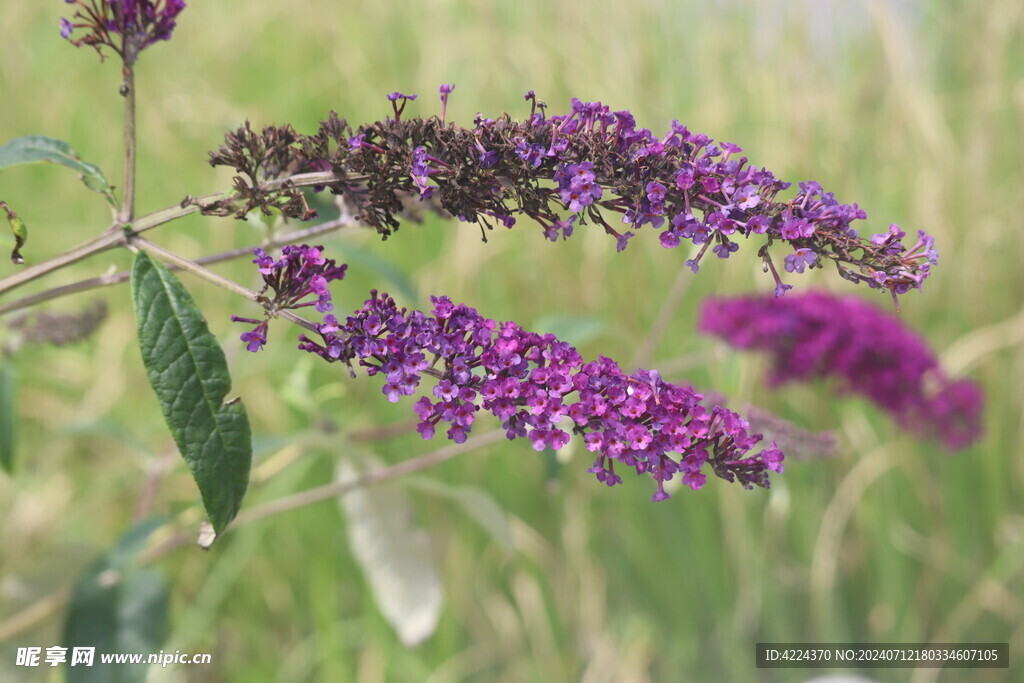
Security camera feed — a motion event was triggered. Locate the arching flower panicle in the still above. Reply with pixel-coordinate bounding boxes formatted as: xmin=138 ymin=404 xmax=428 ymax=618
xmin=295 ymin=288 xmax=785 ymax=500
xmin=699 ymin=292 xmax=984 ymax=450
xmin=210 ymin=91 xmax=936 ymax=305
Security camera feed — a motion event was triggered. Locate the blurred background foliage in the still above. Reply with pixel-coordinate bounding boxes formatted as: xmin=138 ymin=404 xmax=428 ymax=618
xmin=1 ymin=1 xmax=1022 ymax=681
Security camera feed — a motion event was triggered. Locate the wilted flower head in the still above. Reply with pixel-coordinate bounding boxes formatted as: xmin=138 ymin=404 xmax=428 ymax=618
xmin=296 ymin=289 xmax=785 ymax=500
xmin=698 ymin=292 xmax=984 ymax=450
xmin=60 ymin=0 xmax=187 ymax=65
xmin=209 ymin=93 xmax=936 ymax=306
xmin=4 ymin=300 xmax=108 ymax=353
xmin=230 ymin=244 xmax=347 ymax=352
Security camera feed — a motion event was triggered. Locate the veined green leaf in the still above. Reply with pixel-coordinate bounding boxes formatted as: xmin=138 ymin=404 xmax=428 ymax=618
xmin=0 ymin=135 xmax=117 ymax=207
xmin=131 ymin=252 xmax=252 ymax=536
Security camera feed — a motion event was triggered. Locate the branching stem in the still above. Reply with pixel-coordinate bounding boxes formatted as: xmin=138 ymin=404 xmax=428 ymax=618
xmin=127 ymin=236 xmax=319 ymax=333
xmin=0 ymin=170 xmax=344 ymax=297
xmin=0 ymin=217 xmax=361 ymax=317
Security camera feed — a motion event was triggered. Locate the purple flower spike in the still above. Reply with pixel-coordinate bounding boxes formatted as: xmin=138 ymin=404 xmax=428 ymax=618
xmin=298 ymin=288 xmax=785 ymax=499
xmin=210 ymin=92 xmax=937 ymax=305
xmin=699 ymin=291 xmax=984 ymax=450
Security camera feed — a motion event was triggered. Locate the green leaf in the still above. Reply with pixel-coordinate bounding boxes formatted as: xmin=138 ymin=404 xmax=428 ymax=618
xmin=131 ymin=252 xmax=252 ymax=536
xmin=0 ymin=135 xmax=117 ymax=207
xmin=0 ymin=364 xmax=15 ymax=473
xmin=337 ymin=457 xmax=443 ymax=647
xmin=64 ymin=518 xmax=170 ymax=683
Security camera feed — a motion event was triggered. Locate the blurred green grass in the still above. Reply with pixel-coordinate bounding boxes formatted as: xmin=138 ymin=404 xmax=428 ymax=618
xmin=1 ymin=1 xmax=1022 ymax=681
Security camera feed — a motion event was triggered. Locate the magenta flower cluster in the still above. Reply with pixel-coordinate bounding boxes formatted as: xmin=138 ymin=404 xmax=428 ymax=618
xmin=698 ymin=292 xmax=984 ymax=450
xmin=61 ymin=0 xmax=187 ymax=64
xmin=208 ymin=90 xmax=937 ymax=306
xmin=231 ymin=244 xmax=346 ymax=352
xmin=296 ymin=287 xmax=784 ymax=500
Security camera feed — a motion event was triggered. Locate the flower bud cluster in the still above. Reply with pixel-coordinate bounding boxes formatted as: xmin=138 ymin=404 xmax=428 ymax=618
xmin=231 ymin=244 xmax=346 ymax=352
xmin=209 ymin=89 xmax=936 ymax=304
xmin=698 ymin=292 xmax=983 ymax=450
xmin=297 ymin=289 xmax=784 ymax=500
xmin=61 ymin=0 xmax=187 ymax=65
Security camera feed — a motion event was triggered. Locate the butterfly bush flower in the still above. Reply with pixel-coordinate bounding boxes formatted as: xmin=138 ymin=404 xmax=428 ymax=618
xmin=387 ymin=92 xmax=417 ymax=120
xmin=698 ymin=292 xmax=984 ymax=450
xmin=208 ymin=92 xmax=937 ymax=307
xmin=439 ymin=84 xmax=455 ymax=123
xmin=294 ymin=286 xmax=784 ymax=500
xmin=60 ymin=0 xmax=187 ymax=65
xmin=230 ymin=244 xmax=347 ymax=352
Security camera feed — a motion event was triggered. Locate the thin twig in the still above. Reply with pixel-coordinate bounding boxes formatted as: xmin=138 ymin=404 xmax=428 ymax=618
xmin=128 ymin=236 xmax=321 ymax=334
xmin=0 ymin=230 xmax=128 ymax=297
xmin=132 ymin=445 xmax=178 ymax=523
xmin=0 ymin=170 xmax=347 ymax=297
xmin=0 ymin=428 xmax=506 ymax=641
xmin=0 ymin=216 xmax=360 ymax=317
xmin=348 ymin=419 xmax=420 ymax=442
xmin=129 ymin=236 xmax=261 ymax=302
xmin=228 ymin=428 xmax=506 ymax=529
